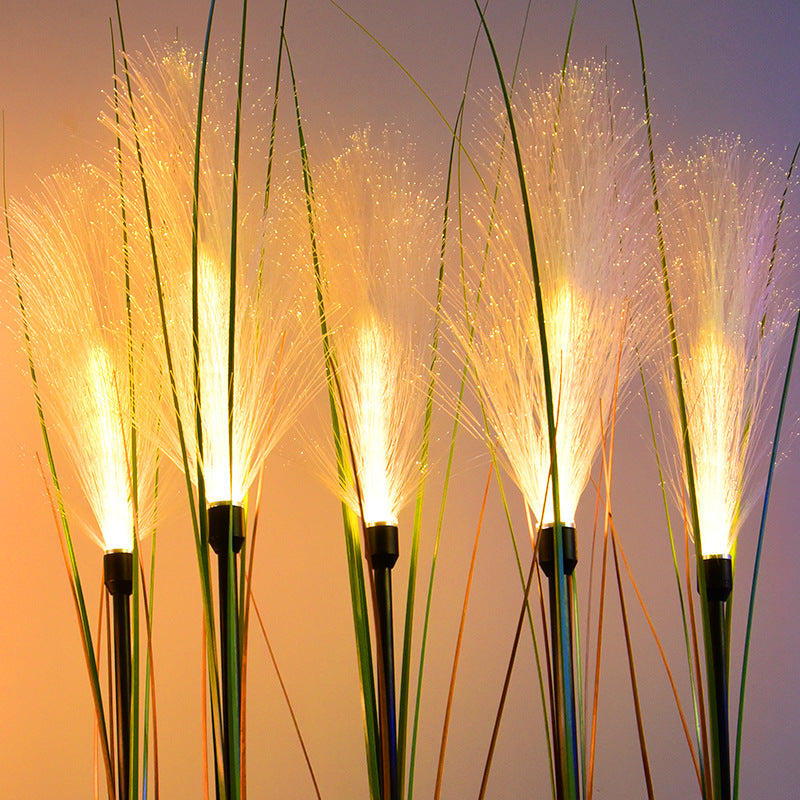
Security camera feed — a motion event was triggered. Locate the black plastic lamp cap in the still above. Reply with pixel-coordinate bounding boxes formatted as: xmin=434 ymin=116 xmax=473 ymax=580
xmin=702 ymin=554 xmax=733 ymax=602
xmin=366 ymin=523 xmax=399 ymax=570
xmin=208 ymin=502 xmax=245 ymax=555
xmin=104 ymin=549 xmax=133 ymax=596
xmin=538 ymin=524 xmax=578 ymax=578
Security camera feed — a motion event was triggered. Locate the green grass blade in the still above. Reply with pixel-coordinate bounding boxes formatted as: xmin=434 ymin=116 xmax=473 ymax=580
xmin=3 ymin=115 xmax=116 ymax=797
xmin=732 ymin=139 xmax=800 ymax=800
xmin=630 ymin=2 xmax=716 ymax=795
xmin=285 ymin=37 xmax=380 ymax=799
xmin=611 ymin=533 xmax=654 ymax=799
xmin=109 ymin=22 xmax=142 ymax=797
xmin=472 ymin=5 xmax=576 ymax=797
xmin=638 ymin=362 xmax=704 ymax=770
xmin=113 ymin=1 xmax=227 ymax=793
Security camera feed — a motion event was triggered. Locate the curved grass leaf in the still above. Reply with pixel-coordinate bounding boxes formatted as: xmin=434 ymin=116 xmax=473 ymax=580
xmin=732 ymin=139 xmax=800 ymax=800
xmin=3 ymin=117 xmax=116 ymax=798
xmin=284 ymin=36 xmax=380 ymax=799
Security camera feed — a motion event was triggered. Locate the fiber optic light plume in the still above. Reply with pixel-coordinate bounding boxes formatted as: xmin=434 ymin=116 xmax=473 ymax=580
xmin=662 ymin=136 xmax=795 ymax=557
xmin=468 ymin=61 xmax=653 ymax=526
xmin=11 ymin=165 xmax=159 ymax=554
xmin=114 ymin=44 xmax=315 ymax=506
xmin=311 ymin=128 xmax=440 ymax=525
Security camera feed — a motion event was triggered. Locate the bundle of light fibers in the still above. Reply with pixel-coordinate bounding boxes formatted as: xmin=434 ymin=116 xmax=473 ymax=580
xmin=661 ymin=136 xmax=795 ymax=559
xmin=467 ymin=61 xmax=654 ymax=528
xmin=11 ymin=163 xmax=160 ymax=552
xmin=311 ymin=127 xmax=441 ymax=528
xmin=306 ymin=126 xmax=441 ymax=800
xmin=113 ymin=44 xmax=315 ymax=506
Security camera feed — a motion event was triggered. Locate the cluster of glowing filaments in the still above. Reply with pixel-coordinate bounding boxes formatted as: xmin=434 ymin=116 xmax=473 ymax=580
xmin=663 ymin=137 xmax=791 ymax=555
xmin=682 ymin=329 xmax=747 ymax=556
xmin=11 ymin=166 xmax=159 ymax=552
xmin=311 ymin=128 xmax=440 ymax=524
xmin=467 ymin=62 xmax=651 ymax=527
xmin=114 ymin=46 xmax=314 ymax=506
xmin=81 ymin=344 xmax=136 ymax=551
xmin=335 ymin=312 xmax=419 ymax=526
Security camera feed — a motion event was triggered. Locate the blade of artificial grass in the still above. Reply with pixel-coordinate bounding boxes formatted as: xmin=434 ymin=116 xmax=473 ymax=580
xmin=397 ymin=91 xmax=453 ymax=800
xmin=585 ymin=492 xmax=609 ymax=800
xmin=112 ymin=1 xmax=227 ymax=793
xmin=638 ymin=362 xmax=704 ymax=761
xmin=610 ymin=531 xmax=654 ymax=799
xmin=683 ymin=496 xmax=712 ymax=800
xmin=732 ymin=139 xmax=800 ymax=800
xmin=135 ymin=543 xmax=161 ymax=800
xmin=629 ymin=3 xmax=717 ymax=796
xmin=610 ymin=513 xmax=703 ymax=788
xmin=100 ymin=584 xmax=114 ymax=796
xmin=109 ymin=27 xmax=143 ymax=798
xmin=41 ymin=456 xmax=117 ymax=798
xmin=473 ymin=5 xmax=576 ymax=798
xmin=433 ymin=464 xmax=492 ymax=799
xmin=477 ymin=518 xmax=544 ymax=800
xmin=3 ymin=117 xmax=116 ymax=798
xmin=219 ymin=2 xmax=250 ymax=796
xmin=141 ymin=520 xmax=161 ymax=800
xmin=412 ymin=5 xmax=560 ymax=795
xmin=250 ymin=593 xmax=323 ymax=799
xmin=285 ymin=37 xmax=380 ymax=799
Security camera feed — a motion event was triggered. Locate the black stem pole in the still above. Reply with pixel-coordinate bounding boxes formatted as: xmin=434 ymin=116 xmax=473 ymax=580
xmin=366 ymin=523 xmax=400 ymax=800
xmin=208 ymin=502 xmax=245 ymax=800
xmin=538 ymin=524 xmax=579 ymax=800
xmin=104 ymin=550 xmax=133 ymax=800
xmin=702 ymin=554 xmax=733 ymax=800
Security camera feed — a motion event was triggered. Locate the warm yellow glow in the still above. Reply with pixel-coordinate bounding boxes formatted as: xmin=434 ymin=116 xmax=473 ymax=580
xmin=83 ymin=343 xmax=134 ymax=553
xmin=466 ymin=63 xmax=651 ymax=532
xmin=684 ymin=328 xmax=744 ymax=556
xmin=345 ymin=315 xmax=399 ymax=527
xmin=197 ymin=251 xmax=244 ymax=505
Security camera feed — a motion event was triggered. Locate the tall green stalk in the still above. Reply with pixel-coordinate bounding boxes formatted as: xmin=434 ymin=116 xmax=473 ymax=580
xmin=732 ymin=139 xmax=800 ymax=800
xmin=113 ymin=0 xmax=227 ymax=794
xmin=3 ymin=116 xmax=116 ymax=799
xmin=630 ymin=3 xmax=717 ymax=796
xmin=285 ymin=37 xmax=381 ymax=800
xmin=472 ymin=5 xmax=575 ymax=798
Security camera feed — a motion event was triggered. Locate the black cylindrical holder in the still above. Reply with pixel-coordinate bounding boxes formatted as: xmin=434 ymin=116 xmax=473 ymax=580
xmin=208 ymin=502 xmax=245 ymax=800
xmin=701 ymin=554 xmax=733 ymax=800
xmin=537 ymin=524 xmax=578 ymax=579
xmin=537 ymin=524 xmax=579 ymax=800
xmin=366 ymin=523 xmax=399 ymax=800
xmin=104 ymin=550 xmax=133 ymax=800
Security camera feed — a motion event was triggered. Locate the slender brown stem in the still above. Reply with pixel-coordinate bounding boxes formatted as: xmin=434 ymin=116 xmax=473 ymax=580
xmin=434 ymin=464 xmax=493 ymax=798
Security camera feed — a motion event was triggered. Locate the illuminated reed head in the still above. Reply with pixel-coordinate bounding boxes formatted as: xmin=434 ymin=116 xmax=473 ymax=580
xmin=468 ymin=61 xmax=653 ymax=525
xmin=115 ymin=44 xmax=315 ymax=506
xmin=11 ymin=165 xmax=159 ymax=552
xmin=311 ymin=128 xmax=440 ymax=525
xmin=662 ymin=136 xmax=794 ymax=556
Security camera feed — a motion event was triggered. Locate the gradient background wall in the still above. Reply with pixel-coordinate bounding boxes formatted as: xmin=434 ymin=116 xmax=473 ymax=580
xmin=1 ymin=1 xmax=799 ymax=797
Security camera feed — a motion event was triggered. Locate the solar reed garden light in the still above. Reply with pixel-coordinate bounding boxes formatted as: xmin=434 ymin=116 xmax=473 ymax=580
xmin=112 ymin=44 xmax=318 ymax=796
xmin=465 ymin=62 xmax=653 ymax=799
xmin=310 ymin=128 xmax=440 ymax=800
xmin=10 ymin=165 xmax=160 ymax=800
xmin=660 ymin=136 xmax=795 ymax=800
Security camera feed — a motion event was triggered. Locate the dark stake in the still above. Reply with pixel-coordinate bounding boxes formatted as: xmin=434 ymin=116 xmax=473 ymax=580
xmin=701 ymin=554 xmax=733 ymax=800
xmin=538 ymin=524 xmax=579 ymax=800
xmin=104 ymin=549 xmax=133 ymax=800
xmin=366 ymin=522 xmax=399 ymax=800
xmin=208 ymin=502 xmax=245 ymax=799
